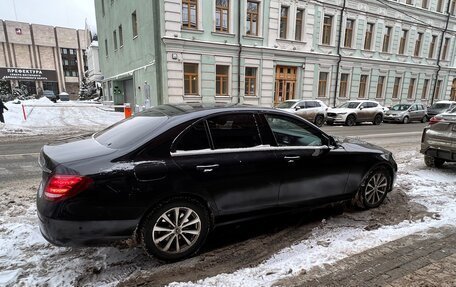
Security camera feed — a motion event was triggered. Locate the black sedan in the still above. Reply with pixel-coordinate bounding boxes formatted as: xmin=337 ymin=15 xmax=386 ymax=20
xmin=37 ymin=104 xmax=397 ymax=261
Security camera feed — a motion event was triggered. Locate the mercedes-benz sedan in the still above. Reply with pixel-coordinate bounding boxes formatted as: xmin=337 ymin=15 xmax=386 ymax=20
xmin=37 ymin=104 xmax=397 ymax=261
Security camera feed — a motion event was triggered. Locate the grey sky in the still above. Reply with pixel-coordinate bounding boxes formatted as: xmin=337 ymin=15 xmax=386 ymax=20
xmin=0 ymin=0 xmax=96 ymax=31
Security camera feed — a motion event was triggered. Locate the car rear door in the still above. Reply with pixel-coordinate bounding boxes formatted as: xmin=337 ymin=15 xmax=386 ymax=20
xmin=171 ymin=112 xmax=280 ymax=214
xmin=261 ymin=112 xmax=351 ymax=205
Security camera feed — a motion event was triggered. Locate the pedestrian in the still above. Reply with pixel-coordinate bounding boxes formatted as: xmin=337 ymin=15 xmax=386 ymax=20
xmin=0 ymin=98 xmax=8 ymax=123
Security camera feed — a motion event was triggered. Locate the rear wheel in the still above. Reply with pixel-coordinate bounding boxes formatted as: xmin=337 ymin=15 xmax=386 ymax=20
xmin=373 ymin=114 xmax=383 ymax=125
xmin=402 ymin=116 xmax=410 ymax=124
xmin=314 ymin=115 xmax=325 ymax=127
xmin=345 ymin=115 xmax=356 ymax=126
xmin=353 ymin=167 xmax=390 ymax=209
xmin=141 ymin=198 xmax=210 ymax=261
xmin=421 ymin=116 xmax=428 ymax=123
xmin=424 ymin=156 xmax=445 ymax=168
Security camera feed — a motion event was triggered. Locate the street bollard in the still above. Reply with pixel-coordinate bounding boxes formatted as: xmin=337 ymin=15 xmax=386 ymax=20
xmin=124 ymin=103 xmax=132 ymax=118
xmin=22 ymin=104 xmax=27 ymax=121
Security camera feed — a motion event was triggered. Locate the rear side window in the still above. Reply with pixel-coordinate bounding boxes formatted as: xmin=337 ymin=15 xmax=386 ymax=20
xmin=306 ymin=101 xmax=317 ymax=108
xmin=173 ymin=120 xmax=210 ymax=152
xmin=207 ymin=114 xmax=261 ymax=149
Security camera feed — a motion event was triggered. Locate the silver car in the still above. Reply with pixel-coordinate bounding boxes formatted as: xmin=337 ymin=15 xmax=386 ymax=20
xmin=384 ymin=103 xmax=427 ymax=124
xmin=276 ymin=99 xmax=328 ymax=127
xmin=420 ymin=107 xmax=456 ymax=167
xmin=326 ymin=100 xmax=384 ymax=126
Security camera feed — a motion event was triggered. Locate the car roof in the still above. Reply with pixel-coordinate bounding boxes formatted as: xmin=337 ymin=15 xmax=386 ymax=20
xmin=435 ymin=100 xmax=456 ymax=104
xmin=346 ymin=100 xmax=379 ymax=103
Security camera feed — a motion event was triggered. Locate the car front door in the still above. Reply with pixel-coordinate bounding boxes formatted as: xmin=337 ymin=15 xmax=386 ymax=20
xmin=262 ymin=113 xmax=351 ymax=205
xmin=171 ymin=113 xmax=280 ymax=214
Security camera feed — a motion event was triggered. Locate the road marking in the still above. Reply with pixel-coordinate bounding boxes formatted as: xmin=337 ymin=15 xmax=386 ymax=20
xmin=0 ymin=152 xmax=40 ymax=158
xmin=355 ymin=131 xmax=422 ymax=139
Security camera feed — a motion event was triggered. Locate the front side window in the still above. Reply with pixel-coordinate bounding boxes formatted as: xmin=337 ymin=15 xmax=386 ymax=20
xmin=216 ymin=0 xmax=229 ymax=32
xmin=207 ymin=114 xmax=261 ymax=149
xmin=246 ymin=1 xmax=259 ymax=36
xmin=322 ymin=15 xmax=332 ymax=45
xmin=216 ymin=65 xmax=229 ymax=96
xmin=265 ymin=114 xmax=323 ymax=147
xmin=182 ymin=0 xmax=197 ymax=29
xmin=184 ymin=63 xmax=199 ymax=95
xmin=245 ymin=67 xmax=257 ymax=96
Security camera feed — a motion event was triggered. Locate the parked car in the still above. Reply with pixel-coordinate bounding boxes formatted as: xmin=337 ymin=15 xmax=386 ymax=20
xmin=276 ymin=99 xmax=328 ymax=127
xmin=383 ymin=103 xmax=427 ymax=124
xmin=426 ymin=100 xmax=456 ymax=119
xmin=43 ymin=90 xmax=58 ymax=103
xmin=326 ymin=100 xmax=384 ymax=126
xmin=421 ymin=107 xmax=456 ymax=168
xmin=37 ymin=104 xmax=397 ymax=261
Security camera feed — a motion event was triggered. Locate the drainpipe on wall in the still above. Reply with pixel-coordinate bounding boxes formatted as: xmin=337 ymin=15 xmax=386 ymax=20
xmin=431 ymin=0 xmax=451 ymax=105
xmin=237 ymin=0 xmax=242 ymax=104
xmin=333 ymin=0 xmax=346 ymax=108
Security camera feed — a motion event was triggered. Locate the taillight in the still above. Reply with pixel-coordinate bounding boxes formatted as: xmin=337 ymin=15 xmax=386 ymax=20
xmin=429 ymin=116 xmax=443 ymax=125
xmin=44 ymin=175 xmax=93 ymax=201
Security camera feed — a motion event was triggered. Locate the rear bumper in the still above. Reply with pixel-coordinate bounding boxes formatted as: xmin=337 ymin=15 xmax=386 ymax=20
xmin=420 ymin=147 xmax=456 ymax=162
xmin=38 ymin=212 xmax=138 ymax=246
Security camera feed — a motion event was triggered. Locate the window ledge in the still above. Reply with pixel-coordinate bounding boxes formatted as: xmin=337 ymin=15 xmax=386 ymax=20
xmin=243 ymin=95 xmax=260 ymax=99
xmin=276 ymin=38 xmax=307 ymax=45
xmin=182 ymin=29 xmax=204 ymax=34
xmin=183 ymin=95 xmax=202 ymax=99
xmin=243 ymin=35 xmax=264 ymax=40
xmin=211 ymin=31 xmax=236 ymax=37
xmin=133 ymin=35 xmax=139 ymax=40
xmin=215 ymin=95 xmax=232 ymax=99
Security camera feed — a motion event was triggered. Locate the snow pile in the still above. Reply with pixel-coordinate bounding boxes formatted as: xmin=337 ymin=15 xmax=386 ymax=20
xmin=1 ymin=98 xmax=123 ymax=136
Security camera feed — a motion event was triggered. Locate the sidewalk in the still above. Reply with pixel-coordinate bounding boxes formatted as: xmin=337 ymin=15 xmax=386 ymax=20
xmin=276 ymin=226 xmax=456 ymax=287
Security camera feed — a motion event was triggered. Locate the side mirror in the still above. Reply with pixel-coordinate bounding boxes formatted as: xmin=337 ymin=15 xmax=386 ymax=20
xmin=295 ymin=106 xmax=301 ymax=111
xmin=359 ymin=106 xmax=364 ymax=110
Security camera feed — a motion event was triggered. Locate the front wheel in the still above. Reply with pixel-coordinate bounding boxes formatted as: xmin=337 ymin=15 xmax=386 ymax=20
xmin=353 ymin=167 xmax=390 ymax=209
xmin=141 ymin=198 xmax=210 ymax=261
xmin=314 ymin=115 xmax=325 ymax=127
xmin=345 ymin=115 xmax=356 ymax=126
xmin=424 ymin=156 xmax=445 ymax=168
xmin=373 ymin=114 xmax=383 ymax=125
xmin=402 ymin=116 xmax=409 ymax=124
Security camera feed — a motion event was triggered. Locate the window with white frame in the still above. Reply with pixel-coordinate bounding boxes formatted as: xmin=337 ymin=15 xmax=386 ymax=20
xmin=182 ymin=0 xmax=198 ymax=29
xmin=318 ymin=72 xmax=328 ymax=97
xmin=245 ymin=67 xmax=257 ymax=96
xmin=246 ymin=1 xmax=259 ymax=36
xmin=184 ymin=63 xmax=199 ymax=95
xmin=295 ymin=9 xmax=304 ymax=41
xmin=322 ymin=15 xmax=332 ymax=45
xmin=215 ymin=0 xmax=229 ymax=32
xmin=216 ymin=65 xmax=230 ymax=96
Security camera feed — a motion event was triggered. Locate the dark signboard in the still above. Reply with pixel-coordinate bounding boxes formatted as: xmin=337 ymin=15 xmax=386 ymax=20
xmin=0 ymin=68 xmax=58 ymax=81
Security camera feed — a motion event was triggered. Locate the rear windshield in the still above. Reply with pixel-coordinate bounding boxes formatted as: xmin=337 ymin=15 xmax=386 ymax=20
xmin=94 ymin=115 xmax=167 ymax=149
xmin=431 ymin=103 xmax=451 ymax=109
xmin=277 ymin=102 xmax=296 ymax=108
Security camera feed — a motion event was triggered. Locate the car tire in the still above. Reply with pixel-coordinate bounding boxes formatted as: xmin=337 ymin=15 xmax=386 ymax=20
xmin=373 ymin=114 xmax=383 ymax=125
xmin=424 ymin=156 xmax=445 ymax=168
xmin=345 ymin=115 xmax=356 ymax=126
xmin=421 ymin=116 xmax=428 ymax=123
xmin=402 ymin=116 xmax=409 ymax=124
xmin=314 ymin=115 xmax=325 ymax=127
xmin=353 ymin=167 xmax=390 ymax=209
xmin=141 ymin=198 xmax=210 ymax=261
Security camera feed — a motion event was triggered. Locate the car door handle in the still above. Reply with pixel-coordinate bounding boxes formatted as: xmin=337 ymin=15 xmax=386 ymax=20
xmin=196 ymin=164 xmax=219 ymax=173
xmin=284 ymin=156 xmax=300 ymax=163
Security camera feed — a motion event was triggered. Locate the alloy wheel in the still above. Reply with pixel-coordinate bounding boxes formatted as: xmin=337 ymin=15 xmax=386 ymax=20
xmin=152 ymin=207 xmax=201 ymax=253
xmin=365 ymin=173 xmax=388 ymax=206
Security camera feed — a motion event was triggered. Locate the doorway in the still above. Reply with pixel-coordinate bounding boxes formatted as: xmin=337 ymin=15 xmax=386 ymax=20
xmin=123 ymin=79 xmax=135 ymax=107
xmin=274 ymin=66 xmax=297 ymax=105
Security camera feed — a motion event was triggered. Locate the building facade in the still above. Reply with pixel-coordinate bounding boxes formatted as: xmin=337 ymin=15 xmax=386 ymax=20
xmin=96 ymin=0 xmax=456 ymax=108
xmin=0 ymin=20 xmax=88 ymax=99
